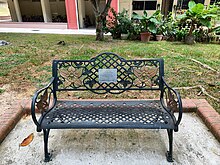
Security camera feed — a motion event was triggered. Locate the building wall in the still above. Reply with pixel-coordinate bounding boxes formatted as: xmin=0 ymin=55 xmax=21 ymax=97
xmin=85 ymin=0 xmax=95 ymax=25
xmin=6 ymin=0 xmax=214 ymax=29
xmin=19 ymin=0 xmax=42 ymax=16
xmin=78 ymin=0 xmax=106 ymax=28
xmin=119 ymin=0 xmax=131 ymax=13
xmin=18 ymin=0 xmax=66 ymax=17
xmin=50 ymin=0 xmax=66 ymax=17
xmin=119 ymin=0 xmax=163 ymax=18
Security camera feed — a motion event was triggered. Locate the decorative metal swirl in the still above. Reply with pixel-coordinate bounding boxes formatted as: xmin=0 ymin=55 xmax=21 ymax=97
xmin=36 ymin=89 xmax=49 ymax=113
xmin=54 ymin=52 xmax=162 ymax=94
xmin=160 ymin=77 xmax=183 ymax=130
xmin=35 ymin=87 xmax=54 ymax=114
xmin=31 ymin=78 xmax=56 ymax=131
xmin=164 ymin=88 xmax=178 ymax=114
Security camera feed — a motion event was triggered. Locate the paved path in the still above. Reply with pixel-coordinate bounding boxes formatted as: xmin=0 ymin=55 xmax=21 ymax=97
xmin=0 ymin=22 xmax=96 ymax=35
xmin=0 ymin=113 xmax=220 ymax=165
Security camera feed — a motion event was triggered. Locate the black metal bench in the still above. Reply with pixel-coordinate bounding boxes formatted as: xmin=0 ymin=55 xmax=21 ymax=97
xmin=31 ymin=52 xmax=182 ymax=162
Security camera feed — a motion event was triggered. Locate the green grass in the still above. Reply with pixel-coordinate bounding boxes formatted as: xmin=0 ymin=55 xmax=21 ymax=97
xmin=0 ymin=33 xmax=219 ymax=112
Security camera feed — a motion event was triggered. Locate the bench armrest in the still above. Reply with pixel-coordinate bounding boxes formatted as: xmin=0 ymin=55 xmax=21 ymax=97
xmin=160 ymin=77 xmax=182 ymax=131
xmin=31 ymin=77 xmax=56 ymax=131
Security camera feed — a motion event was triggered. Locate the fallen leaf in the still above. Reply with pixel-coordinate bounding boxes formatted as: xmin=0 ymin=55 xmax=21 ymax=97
xmin=197 ymin=72 xmax=203 ymax=76
xmin=19 ymin=133 xmax=34 ymax=147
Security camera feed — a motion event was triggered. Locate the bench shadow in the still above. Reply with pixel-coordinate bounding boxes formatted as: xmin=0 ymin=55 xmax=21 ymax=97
xmin=49 ymin=129 xmax=168 ymax=160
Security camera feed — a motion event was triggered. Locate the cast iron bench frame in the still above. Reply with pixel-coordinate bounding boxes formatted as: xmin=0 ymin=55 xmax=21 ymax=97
xmin=31 ymin=52 xmax=182 ymax=162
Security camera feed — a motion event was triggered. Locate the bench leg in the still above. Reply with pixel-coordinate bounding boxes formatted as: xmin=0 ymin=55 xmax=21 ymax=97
xmin=166 ymin=129 xmax=174 ymax=162
xmin=43 ymin=129 xmax=52 ymax=162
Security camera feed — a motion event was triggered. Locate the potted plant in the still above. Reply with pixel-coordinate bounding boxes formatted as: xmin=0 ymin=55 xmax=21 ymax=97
xmin=104 ymin=8 xmax=131 ymax=40
xmin=118 ymin=9 xmax=131 ymax=40
xmin=156 ymin=28 xmax=164 ymax=41
xmin=128 ymin=20 xmax=142 ymax=40
xmin=178 ymin=1 xmax=218 ymax=44
xmin=155 ymin=12 xmax=165 ymax=41
xmin=132 ymin=10 xmax=160 ymax=42
xmin=163 ymin=13 xmax=178 ymax=41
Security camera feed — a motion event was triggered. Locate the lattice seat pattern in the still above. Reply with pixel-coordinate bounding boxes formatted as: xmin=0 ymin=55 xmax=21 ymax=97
xmin=41 ymin=100 xmax=175 ymax=129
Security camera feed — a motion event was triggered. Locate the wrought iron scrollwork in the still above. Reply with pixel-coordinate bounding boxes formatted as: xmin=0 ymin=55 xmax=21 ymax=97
xmin=55 ymin=52 xmax=161 ymax=94
xmin=35 ymin=87 xmax=54 ymax=114
xmin=36 ymin=89 xmax=49 ymax=113
xmin=31 ymin=78 xmax=56 ymax=130
xmin=132 ymin=65 xmax=159 ymax=88
xmin=160 ymin=77 xmax=182 ymax=130
xmin=57 ymin=61 xmax=87 ymax=89
xmin=164 ymin=87 xmax=178 ymax=114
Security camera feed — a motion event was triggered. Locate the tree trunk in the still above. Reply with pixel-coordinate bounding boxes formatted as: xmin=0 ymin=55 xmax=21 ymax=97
xmin=95 ymin=15 xmax=104 ymax=41
xmin=90 ymin=0 xmax=112 ymax=41
xmin=185 ymin=22 xmax=195 ymax=44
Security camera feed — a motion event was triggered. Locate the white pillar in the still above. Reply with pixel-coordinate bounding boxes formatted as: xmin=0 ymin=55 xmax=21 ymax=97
xmin=13 ymin=0 xmax=22 ymax=22
xmin=77 ymin=0 xmax=85 ymax=28
xmin=173 ymin=0 xmax=178 ymax=18
xmin=204 ymin=0 xmax=211 ymax=6
xmin=41 ymin=0 xmax=52 ymax=22
xmin=157 ymin=0 xmax=162 ymax=10
xmin=7 ymin=0 xmax=18 ymax=22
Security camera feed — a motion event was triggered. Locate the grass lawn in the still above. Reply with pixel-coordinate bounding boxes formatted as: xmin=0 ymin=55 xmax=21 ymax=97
xmin=0 ymin=33 xmax=219 ymax=112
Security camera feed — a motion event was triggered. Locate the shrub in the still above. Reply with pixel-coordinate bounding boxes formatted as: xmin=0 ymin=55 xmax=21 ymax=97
xmin=104 ymin=8 xmax=131 ymax=39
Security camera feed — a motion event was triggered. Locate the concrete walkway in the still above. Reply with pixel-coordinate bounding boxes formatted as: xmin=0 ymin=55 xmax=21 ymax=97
xmin=0 ymin=113 xmax=220 ymax=165
xmin=0 ymin=22 xmax=96 ymax=35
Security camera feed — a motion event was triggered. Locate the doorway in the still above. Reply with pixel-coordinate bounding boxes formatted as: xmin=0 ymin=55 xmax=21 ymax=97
xmin=78 ymin=0 xmax=105 ymax=29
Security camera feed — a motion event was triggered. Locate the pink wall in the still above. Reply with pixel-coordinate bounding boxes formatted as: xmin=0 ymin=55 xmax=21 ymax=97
xmin=66 ymin=0 xmax=119 ymax=29
xmin=65 ymin=0 xmax=78 ymax=29
xmin=107 ymin=0 xmax=119 ymax=21
xmin=110 ymin=0 xmax=119 ymax=12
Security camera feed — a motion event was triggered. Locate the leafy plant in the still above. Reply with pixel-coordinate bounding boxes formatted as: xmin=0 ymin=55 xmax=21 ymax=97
xmin=128 ymin=18 xmax=142 ymax=40
xmin=155 ymin=12 xmax=165 ymax=35
xmin=211 ymin=25 xmax=220 ymax=34
xmin=132 ymin=10 xmax=161 ymax=34
xmin=117 ymin=9 xmax=132 ymax=34
xmin=104 ymin=8 xmax=131 ymax=39
xmin=163 ymin=13 xmax=178 ymax=41
xmin=178 ymin=1 xmax=219 ymax=44
xmin=176 ymin=27 xmax=189 ymax=41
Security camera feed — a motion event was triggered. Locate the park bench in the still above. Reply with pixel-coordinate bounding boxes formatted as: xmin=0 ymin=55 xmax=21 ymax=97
xmin=31 ymin=52 xmax=182 ymax=162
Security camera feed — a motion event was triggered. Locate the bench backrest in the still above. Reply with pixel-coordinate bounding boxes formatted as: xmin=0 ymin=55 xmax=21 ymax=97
xmin=52 ymin=52 xmax=164 ymax=94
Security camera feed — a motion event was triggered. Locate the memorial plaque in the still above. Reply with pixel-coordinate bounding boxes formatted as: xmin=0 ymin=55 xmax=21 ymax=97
xmin=98 ymin=69 xmax=117 ymax=83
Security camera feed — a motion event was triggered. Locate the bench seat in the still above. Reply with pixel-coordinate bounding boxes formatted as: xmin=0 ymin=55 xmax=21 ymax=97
xmin=40 ymin=100 xmax=175 ymax=130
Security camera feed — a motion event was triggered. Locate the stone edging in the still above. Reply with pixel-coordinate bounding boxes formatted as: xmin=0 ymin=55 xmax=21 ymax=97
xmin=186 ymin=99 xmax=220 ymax=142
xmin=0 ymin=101 xmax=25 ymax=143
xmin=0 ymin=99 xmax=219 ymax=143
